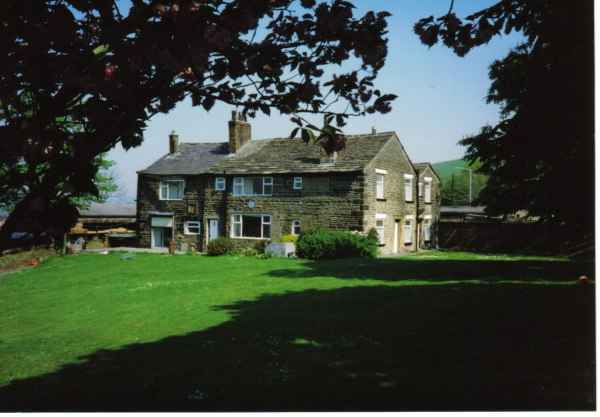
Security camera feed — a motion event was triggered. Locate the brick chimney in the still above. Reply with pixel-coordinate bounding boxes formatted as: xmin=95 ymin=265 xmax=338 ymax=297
xmin=169 ymin=131 xmax=179 ymax=154
xmin=228 ymin=110 xmax=251 ymax=154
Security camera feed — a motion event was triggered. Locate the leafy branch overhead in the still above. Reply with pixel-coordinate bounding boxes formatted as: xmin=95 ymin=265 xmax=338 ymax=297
xmin=415 ymin=0 xmax=594 ymax=227
xmin=0 ymin=0 xmax=396 ymax=248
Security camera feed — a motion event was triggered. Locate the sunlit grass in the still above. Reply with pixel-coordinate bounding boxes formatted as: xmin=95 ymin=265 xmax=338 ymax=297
xmin=0 ymin=251 xmax=594 ymax=411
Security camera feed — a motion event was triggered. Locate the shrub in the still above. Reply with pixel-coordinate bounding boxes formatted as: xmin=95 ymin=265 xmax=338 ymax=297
xmin=296 ymin=230 xmax=378 ymax=260
xmin=244 ymin=247 xmax=258 ymax=257
xmin=279 ymin=234 xmax=298 ymax=245
xmin=252 ymin=239 xmax=269 ymax=254
xmin=206 ymin=237 xmax=236 ymax=256
xmin=367 ymin=227 xmax=380 ymax=242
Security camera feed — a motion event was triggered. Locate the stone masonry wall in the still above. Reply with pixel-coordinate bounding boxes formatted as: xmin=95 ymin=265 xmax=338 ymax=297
xmin=363 ymin=138 xmax=417 ymax=254
xmin=138 ymin=172 xmax=365 ymax=253
xmin=213 ymin=173 xmax=365 ymax=252
xmin=416 ymin=165 xmax=442 ymax=249
xmin=137 ymin=174 xmax=205 ymax=251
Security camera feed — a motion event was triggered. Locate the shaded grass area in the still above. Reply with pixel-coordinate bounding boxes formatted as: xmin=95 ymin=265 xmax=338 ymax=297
xmin=0 ymin=252 xmax=595 ymax=411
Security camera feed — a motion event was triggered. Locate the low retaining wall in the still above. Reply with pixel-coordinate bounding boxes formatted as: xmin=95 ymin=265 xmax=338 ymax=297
xmin=439 ymin=221 xmax=560 ymax=255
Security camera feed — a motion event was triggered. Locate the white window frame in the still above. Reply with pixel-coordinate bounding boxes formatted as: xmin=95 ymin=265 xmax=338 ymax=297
xmin=292 ymin=220 xmax=301 ymax=236
xmin=424 ymin=179 xmax=432 ymax=203
xmin=376 ymin=219 xmax=385 ymax=244
xmin=376 ymin=174 xmax=385 ymax=199
xmin=185 ymin=221 xmax=201 ymax=235
xmin=404 ymin=175 xmax=413 ymax=202
xmin=293 ymin=177 xmax=303 ymax=190
xmin=231 ymin=214 xmax=272 ymax=239
xmin=404 ymin=216 xmax=413 ymax=244
xmin=232 ymin=177 xmax=273 ymax=196
xmin=215 ymin=177 xmax=226 ymax=191
xmin=159 ymin=179 xmax=185 ymax=200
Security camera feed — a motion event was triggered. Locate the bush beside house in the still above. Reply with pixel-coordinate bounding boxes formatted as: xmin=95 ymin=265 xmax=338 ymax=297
xmin=206 ymin=237 xmax=236 ymax=256
xmin=296 ymin=229 xmax=378 ymax=260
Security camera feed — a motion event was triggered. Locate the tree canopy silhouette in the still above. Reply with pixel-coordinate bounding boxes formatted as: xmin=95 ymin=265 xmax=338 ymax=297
xmin=0 ymin=0 xmax=395 ymax=249
xmin=415 ymin=0 xmax=594 ymax=227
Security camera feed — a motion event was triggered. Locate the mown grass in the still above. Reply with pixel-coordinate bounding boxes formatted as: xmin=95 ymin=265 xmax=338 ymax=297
xmin=0 ymin=251 xmax=594 ymax=411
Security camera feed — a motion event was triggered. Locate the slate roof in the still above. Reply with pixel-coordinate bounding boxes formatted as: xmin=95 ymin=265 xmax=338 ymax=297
xmin=78 ymin=203 xmax=137 ymax=217
xmin=140 ymin=133 xmax=395 ymax=176
xmin=140 ymin=142 xmax=229 ymax=175
xmin=413 ymin=162 xmax=442 ymax=183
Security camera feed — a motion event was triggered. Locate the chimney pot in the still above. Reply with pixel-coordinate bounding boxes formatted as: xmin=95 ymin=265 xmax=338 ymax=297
xmin=169 ymin=131 xmax=179 ymax=154
xmin=372 ymin=126 xmax=377 ymax=135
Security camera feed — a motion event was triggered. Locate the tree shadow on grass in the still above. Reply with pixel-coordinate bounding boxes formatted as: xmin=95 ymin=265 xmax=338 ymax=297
xmin=265 ymin=257 xmax=595 ymax=283
xmin=0 ymin=283 xmax=594 ymax=411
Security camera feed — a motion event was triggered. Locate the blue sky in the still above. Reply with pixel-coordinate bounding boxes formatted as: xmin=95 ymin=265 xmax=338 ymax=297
xmin=107 ymin=1 xmax=525 ymax=199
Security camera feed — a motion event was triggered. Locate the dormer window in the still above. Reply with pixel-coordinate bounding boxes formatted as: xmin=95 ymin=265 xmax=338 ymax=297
xmin=293 ymin=177 xmax=303 ymax=190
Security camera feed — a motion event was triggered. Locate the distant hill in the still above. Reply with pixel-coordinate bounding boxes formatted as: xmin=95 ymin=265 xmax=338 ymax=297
xmin=431 ymin=158 xmax=469 ymax=181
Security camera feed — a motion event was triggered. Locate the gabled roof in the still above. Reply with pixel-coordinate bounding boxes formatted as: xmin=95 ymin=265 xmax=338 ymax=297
xmin=140 ymin=142 xmax=229 ymax=175
xmin=413 ymin=162 xmax=442 ymax=183
xmin=139 ymin=133 xmax=395 ymax=176
xmin=211 ymin=133 xmax=394 ymax=175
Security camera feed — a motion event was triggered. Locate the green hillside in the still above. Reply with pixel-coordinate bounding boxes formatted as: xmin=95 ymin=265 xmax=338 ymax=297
xmin=431 ymin=158 xmax=469 ymax=181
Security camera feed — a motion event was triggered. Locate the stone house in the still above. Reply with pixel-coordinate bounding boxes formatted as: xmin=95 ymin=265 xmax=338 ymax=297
xmin=136 ymin=111 xmax=441 ymax=255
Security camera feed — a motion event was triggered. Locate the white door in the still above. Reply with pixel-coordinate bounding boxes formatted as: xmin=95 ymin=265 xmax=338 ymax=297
xmin=209 ymin=220 xmax=219 ymax=241
xmin=393 ymin=220 xmax=399 ymax=254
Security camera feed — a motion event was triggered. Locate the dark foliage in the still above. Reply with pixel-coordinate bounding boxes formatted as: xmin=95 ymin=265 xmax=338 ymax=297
xmin=0 ymin=0 xmax=395 ymax=249
xmin=416 ymin=1 xmax=594 ymax=228
xmin=295 ymin=229 xmax=378 ymax=260
xmin=366 ymin=227 xmax=379 ymax=242
xmin=206 ymin=237 xmax=235 ymax=256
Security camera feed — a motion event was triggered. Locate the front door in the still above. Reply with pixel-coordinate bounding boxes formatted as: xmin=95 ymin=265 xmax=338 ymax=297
xmin=209 ymin=220 xmax=219 ymax=241
xmin=152 ymin=227 xmax=170 ymax=248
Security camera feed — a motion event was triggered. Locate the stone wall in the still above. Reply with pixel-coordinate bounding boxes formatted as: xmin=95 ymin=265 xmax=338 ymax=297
xmin=364 ymin=138 xmax=418 ymax=254
xmin=416 ymin=165 xmax=442 ymax=249
xmin=138 ymin=172 xmax=366 ymax=252
xmin=216 ymin=173 xmax=365 ymax=251
xmin=439 ymin=221 xmax=558 ymax=254
xmin=137 ymin=174 xmax=205 ymax=251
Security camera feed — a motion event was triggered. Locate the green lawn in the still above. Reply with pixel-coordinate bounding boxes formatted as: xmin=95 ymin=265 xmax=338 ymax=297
xmin=0 ymin=251 xmax=595 ymax=411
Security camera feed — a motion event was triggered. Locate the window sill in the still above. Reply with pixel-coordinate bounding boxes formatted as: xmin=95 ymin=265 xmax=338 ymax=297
xmin=405 ymin=200 xmax=413 ymax=203
xmin=377 ymin=198 xmax=386 ymax=202
xmin=184 ymin=233 xmax=201 ymax=236
xmin=404 ymin=242 xmax=413 ymax=245
xmin=231 ymin=236 xmax=270 ymax=240
xmin=232 ymin=195 xmax=273 ymax=197
xmin=159 ymin=199 xmax=184 ymax=201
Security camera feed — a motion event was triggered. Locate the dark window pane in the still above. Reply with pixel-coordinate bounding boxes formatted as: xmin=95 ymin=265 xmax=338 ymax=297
xmin=243 ymin=215 xmax=261 ymax=238
xmin=252 ymin=178 xmax=263 ymax=195
xmin=263 ymin=223 xmax=271 ymax=239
